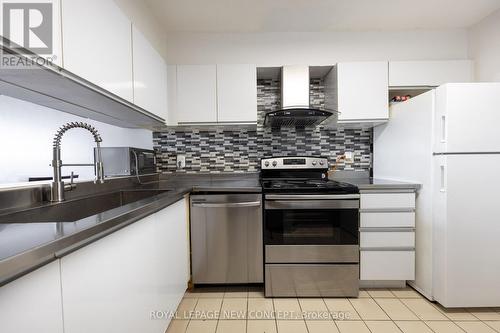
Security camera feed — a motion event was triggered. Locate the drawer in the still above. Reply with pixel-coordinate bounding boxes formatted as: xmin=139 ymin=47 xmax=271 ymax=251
xmin=265 ymin=245 xmax=359 ymax=263
xmin=360 ymin=231 xmax=415 ymax=248
xmin=265 ymin=264 xmax=359 ymax=297
xmin=361 ymin=212 xmax=415 ymax=228
xmin=360 ymin=250 xmax=415 ymax=280
xmin=361 ymin=193 xmax=415 ymax=210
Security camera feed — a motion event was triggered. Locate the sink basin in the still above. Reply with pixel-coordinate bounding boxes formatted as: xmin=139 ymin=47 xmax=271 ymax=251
xmin=0 ymin=189 xmax=170 ymax=223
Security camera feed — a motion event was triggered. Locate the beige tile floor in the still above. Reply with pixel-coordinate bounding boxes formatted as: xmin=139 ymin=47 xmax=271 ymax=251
xmin=166 ymin=286 xmax=500 ymax=333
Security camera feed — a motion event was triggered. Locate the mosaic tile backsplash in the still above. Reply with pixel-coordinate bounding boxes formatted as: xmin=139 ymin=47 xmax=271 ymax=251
xmin=153 ymin=79 xmax=372 ymax=173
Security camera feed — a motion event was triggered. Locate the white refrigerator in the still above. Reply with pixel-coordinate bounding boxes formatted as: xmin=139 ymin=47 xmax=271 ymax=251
xmin=374 ymin=83 xmax=500 ymax=307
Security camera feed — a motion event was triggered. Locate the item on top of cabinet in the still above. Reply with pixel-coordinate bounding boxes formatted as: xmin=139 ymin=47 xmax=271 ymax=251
xmin=390 ymin=95 xmax=412 ymax=104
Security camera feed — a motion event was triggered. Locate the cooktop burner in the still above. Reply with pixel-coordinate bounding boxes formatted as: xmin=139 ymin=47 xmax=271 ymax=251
xmin=260 ymin=156 xmax=359 ymax=194
xmin=261 ymin=179 xmax=359 ymax=194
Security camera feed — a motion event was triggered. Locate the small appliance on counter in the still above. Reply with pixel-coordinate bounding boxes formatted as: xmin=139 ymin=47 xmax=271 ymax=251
xmin=261 ymin=156 xmax=360 ymax=297
xmin=94 ymin=147 xmax=156 ymax=178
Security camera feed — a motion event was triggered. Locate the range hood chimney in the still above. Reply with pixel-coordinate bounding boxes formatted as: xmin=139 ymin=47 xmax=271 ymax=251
xmin=263 ymin=65 xmax=338 ymax=129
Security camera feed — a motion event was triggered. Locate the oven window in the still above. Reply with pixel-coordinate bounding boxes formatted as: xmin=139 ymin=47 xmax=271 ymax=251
xmin=264 ymin=209 xmax=358 ymax=245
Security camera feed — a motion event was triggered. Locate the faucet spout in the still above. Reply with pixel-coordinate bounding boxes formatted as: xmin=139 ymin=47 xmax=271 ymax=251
xmin=50 ymin=122 xmax=105 ymax=202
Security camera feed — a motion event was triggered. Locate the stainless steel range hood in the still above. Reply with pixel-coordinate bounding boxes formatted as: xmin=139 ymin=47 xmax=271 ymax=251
xmin=263 ymin=65 xmax=338 ymax=128
xmin=0 ymin=40 xmax=165 ymax=130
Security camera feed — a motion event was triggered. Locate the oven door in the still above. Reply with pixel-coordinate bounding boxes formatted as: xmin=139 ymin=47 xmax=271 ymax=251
xmin=264 ymin=194 xmax=360 ymax=246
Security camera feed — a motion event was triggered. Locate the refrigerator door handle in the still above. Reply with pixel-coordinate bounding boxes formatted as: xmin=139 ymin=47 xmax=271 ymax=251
xmin=440 ymin=164 xmax=446 ymax=193
xmin=441 ymin=115 xmax=447 ymax=143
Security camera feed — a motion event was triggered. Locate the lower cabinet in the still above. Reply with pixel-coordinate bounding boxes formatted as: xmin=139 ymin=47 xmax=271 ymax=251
xmin=60 ymin=198 xmax=189 ymax=333
xmin=360 ymin=251 xmax=415 ymax=280
xmin=0 ymin=261 xmax=64 ymax=333
xmin=360 ymin=191 xmax=416 ymax=282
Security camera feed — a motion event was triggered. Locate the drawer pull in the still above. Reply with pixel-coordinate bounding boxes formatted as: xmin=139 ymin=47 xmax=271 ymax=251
xmin=360 ymin=227 xmax=415 ymax=232
xmin=360 ymin=208 xmax=415 ymax=213
xmin=361 ymin=247 xmax=415 ymax=252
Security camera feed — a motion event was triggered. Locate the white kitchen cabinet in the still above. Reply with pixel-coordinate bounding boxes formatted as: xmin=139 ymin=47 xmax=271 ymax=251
xmin=176 ymin=65 xmax=217 ymax=124
xmin=167 ymin=65 xmax=178 ymax=125
xmin=360 ymin=191 xmax=416 ymax=282
xmin=334 ymin=62 xmax=389 ymax=122
xmin=217 ymin=64 xmax=257 ymax=123
xmin=132 ymin=26 xmax=168 ymax=121
xmin=62 ymin=0 xmax=134 ymax=102
xmin=360 ymin=212 xmax=415 ymax=228
xmin=361 ymin=193 xmax=415 ymax=210
xmin=361 ymin=251 xmax=415 ymax=281
xmin=61 ymin=198 xmax=189 ymax=333
xmin=389 ymin=60 xmax=474 ymax=87
xmin=0 ymin=261 xmax=64 ymax=333
xmin=360 ymin=231 xmax=415 ymax=248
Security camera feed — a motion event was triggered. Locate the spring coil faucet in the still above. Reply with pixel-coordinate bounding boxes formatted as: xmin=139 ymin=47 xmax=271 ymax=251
xmin=51 ymin=122 xmax=105 ymax=202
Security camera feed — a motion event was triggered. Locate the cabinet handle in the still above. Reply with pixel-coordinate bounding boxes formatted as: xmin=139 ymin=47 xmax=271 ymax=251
xmin=361 ymin=247 xmax=415 ymax=252
xmin=359 ymin=208 xmax=415 ymax=213
xmin=360 ymin=227 xmax=415 ymax=232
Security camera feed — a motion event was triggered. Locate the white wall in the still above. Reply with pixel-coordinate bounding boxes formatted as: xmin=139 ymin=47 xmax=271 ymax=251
xmin=0 ymin=96 xmax=153 ymax=185
xmin=468 ymin=9 xmax=500 ymax=82
xmin=165 ymin=29 xmax=470 ymax=65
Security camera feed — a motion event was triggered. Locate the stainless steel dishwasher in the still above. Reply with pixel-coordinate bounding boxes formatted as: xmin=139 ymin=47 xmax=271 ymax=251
xmin=190 ymin=194 xmax=263 ymax=284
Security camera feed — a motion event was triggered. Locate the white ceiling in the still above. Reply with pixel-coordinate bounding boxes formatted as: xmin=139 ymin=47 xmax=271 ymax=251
xmin=144 ymin=0 xmax=500 ymax=33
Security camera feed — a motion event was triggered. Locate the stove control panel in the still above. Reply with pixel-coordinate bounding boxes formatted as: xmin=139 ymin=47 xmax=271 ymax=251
xmin=261 ymin=157 xmax=329 ymax=170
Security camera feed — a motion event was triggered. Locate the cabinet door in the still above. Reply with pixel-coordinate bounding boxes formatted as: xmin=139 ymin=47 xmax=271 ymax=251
xmin=167 ymin=65 xmax=178 ymax=125
xmin=337 ymin=62 xmax=389 ymax=122
xmin=0 ymin=261 xmax=64 ymax=333
xmin=217 ymin=64 xmax=257 ymax=123
xmin=176 ymin=65 xmax=217 ymax=123
xmin=153 ymin=198 xmax=190 ymax=315
xmin=389 ymin=60 xmax=473 ymax=87
xmin=62 ymin=0 xmax=133 ymax=102
xmin=132 ymin=26 xmax=167 ymax=121
xmin=61 ymin=199 xmax=189 ymax=333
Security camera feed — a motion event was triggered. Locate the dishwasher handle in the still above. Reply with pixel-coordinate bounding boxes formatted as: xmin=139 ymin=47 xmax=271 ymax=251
xmin=191 ymin=201 xmax=261 ymax=208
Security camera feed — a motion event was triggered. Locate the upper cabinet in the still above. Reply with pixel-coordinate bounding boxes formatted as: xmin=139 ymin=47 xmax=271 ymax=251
xmin=62 ymin=0 xmax=134 ymax=102
xmin=389 ymin=60 xmax=474 ymax=87
xmin=132 ymin=26 xmax=168 ymax=121
xmin=217 ymin=64 xmax=257 ymax=123
xmin=176 ymin=65 xmax=218 ymax=124
xmin=170 ymin=64 xmax=258 ymax=125
xmin=329 ymin=62 xmax=389 ymax=123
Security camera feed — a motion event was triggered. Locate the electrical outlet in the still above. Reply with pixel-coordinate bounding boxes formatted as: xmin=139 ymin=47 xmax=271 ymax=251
xmin=176 ymin=155 xmax=186 ymax=169
xmin=344 ymin=151 xmax=354 ymax=162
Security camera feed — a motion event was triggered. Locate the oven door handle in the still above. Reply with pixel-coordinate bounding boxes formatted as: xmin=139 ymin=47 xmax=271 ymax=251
xmin=265 ymin=194 xmax=360 ymax=200
xmin=265 ymin=200 xmax=359 ymax=210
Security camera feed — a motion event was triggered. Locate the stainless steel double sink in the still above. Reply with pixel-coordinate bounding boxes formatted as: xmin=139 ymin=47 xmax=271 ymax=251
xmin=0 ymin=189 xmax=171 ymax=223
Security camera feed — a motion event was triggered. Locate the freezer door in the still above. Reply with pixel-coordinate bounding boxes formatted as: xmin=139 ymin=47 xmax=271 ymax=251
xmin=434 ymin=83 xmax=500 ymax=153
xmin=433 ymin=154 xmax=500 ymax=307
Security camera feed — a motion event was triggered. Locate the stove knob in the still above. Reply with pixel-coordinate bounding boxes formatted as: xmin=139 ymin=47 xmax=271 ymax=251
xmin=272 ymin=161 xmax=278 ymax=167
xmin=264 ymin=161 xmax=270 ymax=167
xmin=312 ymin=161 xmax=317 ymax=166
xmin=319 ymin=160 xmax=325 ymax=166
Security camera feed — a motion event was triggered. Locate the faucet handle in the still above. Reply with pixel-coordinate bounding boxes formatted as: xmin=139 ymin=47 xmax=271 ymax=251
xmin=64 ymin=171 xmax=77 ymax=191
